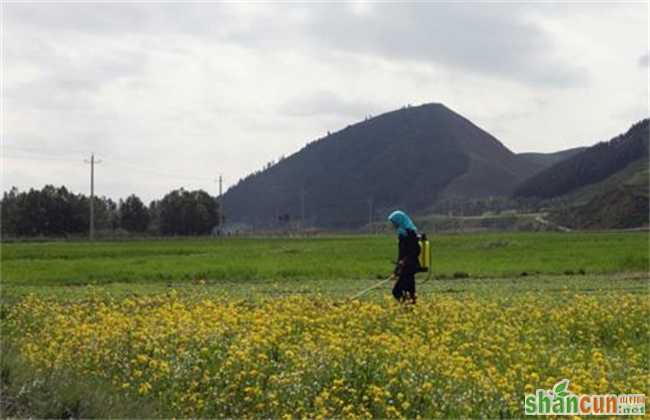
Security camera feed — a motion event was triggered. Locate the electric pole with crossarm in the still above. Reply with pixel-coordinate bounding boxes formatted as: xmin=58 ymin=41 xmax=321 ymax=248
xmin=216 ymin=175 xmax=225 ymax=233
xmin=84 ymin=153 xmax=102 ymax=240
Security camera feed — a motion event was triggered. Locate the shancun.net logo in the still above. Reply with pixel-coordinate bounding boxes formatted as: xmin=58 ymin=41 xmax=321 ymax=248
xmin=524 ymin=379 xmax=646 ymax=416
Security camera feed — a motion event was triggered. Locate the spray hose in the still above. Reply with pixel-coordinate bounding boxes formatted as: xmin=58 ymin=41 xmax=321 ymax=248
xmin=349 ymin=270 xmax=432 ymax=301
xmin=349 ymin=274 xmax=396 ymax=300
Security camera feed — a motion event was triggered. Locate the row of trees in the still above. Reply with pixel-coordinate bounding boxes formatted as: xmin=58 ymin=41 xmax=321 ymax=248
xmin=1 ymin=185 xmax=221 ymax=238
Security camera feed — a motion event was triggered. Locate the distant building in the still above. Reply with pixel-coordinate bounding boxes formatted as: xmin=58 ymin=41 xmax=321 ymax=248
xmin=212 ymin=223 xmax=252 ymax=236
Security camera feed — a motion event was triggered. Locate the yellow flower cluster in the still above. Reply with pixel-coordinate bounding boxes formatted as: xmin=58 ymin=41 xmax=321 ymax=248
xmin=4 ymin=291 xmax=649 ymax=418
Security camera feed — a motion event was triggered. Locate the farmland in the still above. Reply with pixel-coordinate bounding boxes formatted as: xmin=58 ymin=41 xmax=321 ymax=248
xmin=1 ymin=232 xmax=649 ymax=417
xmin=2 ymin=231 xmax=647 ymax=290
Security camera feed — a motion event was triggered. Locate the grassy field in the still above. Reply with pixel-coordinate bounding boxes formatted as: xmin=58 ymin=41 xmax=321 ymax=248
xmin=2 ymin=232 xmax=647 ymax=287
xmin=1 ymin=232 xmax=648 ymax=417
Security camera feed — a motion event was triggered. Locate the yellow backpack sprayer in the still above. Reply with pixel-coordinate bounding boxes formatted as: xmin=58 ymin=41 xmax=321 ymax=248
xmin=350 ymin=233 xmax=432 ymax=300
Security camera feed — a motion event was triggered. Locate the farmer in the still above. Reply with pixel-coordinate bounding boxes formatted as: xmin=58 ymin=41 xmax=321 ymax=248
xmin=388 ymin=210 xmax=420 ymax=304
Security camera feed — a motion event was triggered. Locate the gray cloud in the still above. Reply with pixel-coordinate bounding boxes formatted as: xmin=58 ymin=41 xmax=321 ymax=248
xmin=3 ymin=3 xmax=647 ymax=202
xmin=280 ymin=91 xmax=381 ymax=118
xmin=639 ymin=52 xmax=650 ymax=67
xmin=5 ymin=3 xmax=217 ymax=35
xmin=210 ymin=3 xmax=587 ymax=88
xmin=7 ymin=3 xmax=585 ymax=89
xmin=303 ymin=4 xmax=586 ymax=88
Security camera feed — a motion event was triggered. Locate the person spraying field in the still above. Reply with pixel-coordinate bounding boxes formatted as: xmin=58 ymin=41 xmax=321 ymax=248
xmin=348 ymin=210 xmax=430 ymax=302
xmin=388 ymin=210 xmax=421 ymax=304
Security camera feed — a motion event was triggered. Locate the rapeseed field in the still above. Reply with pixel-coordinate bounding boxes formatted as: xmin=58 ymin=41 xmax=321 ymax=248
xmin=4 ymin=291 xmax=648 ymax=418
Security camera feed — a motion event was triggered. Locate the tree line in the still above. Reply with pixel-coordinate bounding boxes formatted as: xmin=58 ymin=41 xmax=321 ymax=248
xmin=1 ymin=185 xmax=221 ymax=238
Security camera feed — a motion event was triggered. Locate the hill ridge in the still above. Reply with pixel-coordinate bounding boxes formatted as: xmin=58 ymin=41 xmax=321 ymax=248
xmin=224 ymin=103 xmax=540 ymax=228
xmin=514 ymin=119 xmax=649 ymax=199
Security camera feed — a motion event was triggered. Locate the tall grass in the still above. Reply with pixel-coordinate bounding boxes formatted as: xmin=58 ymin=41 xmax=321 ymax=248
xmin=0 ymin=345 xmax=162 ymax=418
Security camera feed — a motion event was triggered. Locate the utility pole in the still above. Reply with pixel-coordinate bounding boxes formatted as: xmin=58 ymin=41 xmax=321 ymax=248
xmin=84 ymin=153 xmax=102 ymax=240
xmin=219 ymin=174 xmax=223 ymax=228
xmin=300 ymin=186 xmax=305 ymax=231
xmin=216 ymin=175 xmax=225 ymax=233
xmin=459 ymin=200 xmax=464 ymax=233
xmin=368 ymin=197 xmax=373 ymax=234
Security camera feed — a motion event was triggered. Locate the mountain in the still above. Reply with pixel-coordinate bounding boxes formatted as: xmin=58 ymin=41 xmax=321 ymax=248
xmin=514 ymin=119 xmax=649 ymax=199
xmin=558 ymin=156 xmax=648 ymax=206
xmin=518 ymin=147 xmax=586 ymax=169
xmin=223 ymin=103 xmax=541 ymax=228
xmin=550 ymin=183 xmax=648 ymax=230
xmin=548 ymin=156 xmax=649 ymax=229
xmin=514 ymin=119 xmax=649 ymax=230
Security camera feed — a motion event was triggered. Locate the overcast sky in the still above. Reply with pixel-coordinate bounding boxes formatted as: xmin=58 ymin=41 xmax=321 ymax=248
xmin=2 ymin=2 xmax=648 ymax=203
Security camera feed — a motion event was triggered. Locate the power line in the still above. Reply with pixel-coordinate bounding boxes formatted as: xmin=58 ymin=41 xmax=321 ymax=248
xmin=3 ymin=154 xmax=82 ymax=163
xmin=4 ymin=152 xmax=214 ymax=182
xmin=3 ymin=144 xmax=96 ymax=157
xmin=105 ymin=160 xmax=214 ymax=182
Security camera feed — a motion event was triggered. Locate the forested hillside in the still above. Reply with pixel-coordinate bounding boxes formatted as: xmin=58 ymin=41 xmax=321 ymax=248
xmin=223 ymin=103 xmax=541 ymax=228
xmin=514 ymin=120 xmax=649 ymax=199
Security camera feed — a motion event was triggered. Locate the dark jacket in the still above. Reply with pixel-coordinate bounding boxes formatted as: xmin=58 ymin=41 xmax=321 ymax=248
xmin=395 ymin=228 xmax=421 ymax=275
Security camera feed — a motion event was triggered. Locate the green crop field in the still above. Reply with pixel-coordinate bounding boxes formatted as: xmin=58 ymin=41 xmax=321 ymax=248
xmin=1 ymin=231 xmax=648 ymax=418
xmin=1 ymin=231 xmax=648 ymax=303
xmin=2 ymin=231 xmax=648 ymax=289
